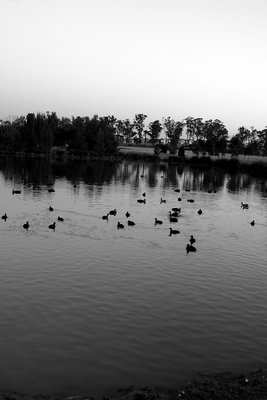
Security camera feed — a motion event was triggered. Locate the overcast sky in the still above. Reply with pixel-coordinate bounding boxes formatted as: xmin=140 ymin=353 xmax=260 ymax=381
xmin=1 ymin=0 xmax=267 ymax=135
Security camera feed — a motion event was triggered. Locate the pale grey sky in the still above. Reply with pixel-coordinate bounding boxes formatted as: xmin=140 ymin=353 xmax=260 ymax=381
xmin=1 ymin=0 xmax=267 ymax=135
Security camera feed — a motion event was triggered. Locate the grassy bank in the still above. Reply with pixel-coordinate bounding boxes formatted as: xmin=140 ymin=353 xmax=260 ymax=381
xmin=118 ymin=147 xmax=267 ymax=178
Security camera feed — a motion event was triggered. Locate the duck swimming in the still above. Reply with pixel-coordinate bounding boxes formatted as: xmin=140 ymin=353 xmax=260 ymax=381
xmin=117 ymin=222 xmax=124 ymax=229
xmin=49 ymin=206 xmax=54 ymax=211
xmin=154 ymin=218 xmax=163 ymax=225
xmin=128 ymin=220 xmax=135 ymax=226
xmin=160 ymin=198 xmax=166 ymax=204
xmin=102 ymin=213 xmax=109 ymax=220
xmin=190 ymin=235 xmax=196 ymax=245
xmin=137 ymin=199 xmax=146 ymax=204
xmin=197 ymin=209 xmax=202 ymax=215
xmin=109 ymin=209 xmax=117 ymax=216
xmin=57 ymin=216 xmax=64 ymax=222
xmin=186 ymin=244 xmax=196 ymax=253
xmin=250 ymin=220 xmax=255 ymax=226
xmin=12 ymin=189 xmax=21 ymax=195
xmin=125 ymin=211 xmax=130 ymax=218
xmin=169 ymin=228 xmax=180 ymax=236
xmin=1 ymin=213 xmax=7 ymax=220
xmin=23 ymin=221 xmax=29 ymax=230
xmin=48 ymin=222 xmax=56 ymax=230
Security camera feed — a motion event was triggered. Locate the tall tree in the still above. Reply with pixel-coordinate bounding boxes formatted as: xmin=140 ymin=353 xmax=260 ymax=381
xmin=133 ymin=113 xmax=147 ymax=144
xmin=147 ymin=120 xmax=162 ymax=145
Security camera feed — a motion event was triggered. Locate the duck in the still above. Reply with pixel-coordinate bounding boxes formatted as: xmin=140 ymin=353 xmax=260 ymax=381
xmin=186 ymin=244 xmax=197 ymax=253
xmin=174 ymin=189 xmax=180 ymax=193
xmin=117 ymin=222 xmax=124 ymax=229
xmin=125 ymin=211 xmax=130 ymax=218
xmin=185 ymin=189 xmax=191 ymax=192
xmin=154 ymin=218 xmax=163 ymax=225
xmin=12 ymin=189 xmax=21 ymax=195
xmin=57 ymin=216 xmax=64 ymax=222
xmin=1 ymin=213 xmax=7 ymax=220
xmin=169 ymin=216 xmax=178 ymax=223
xmin=160 ymin=198 xmax=166 ymax=204
xmin=250 ymin=220 xmax=255 ymax=226
xmin=48 ymin=188 xmax=55 ymax=193
xmin=128 ymin=220 xmax=135 ymax=226
xmin=102 ymin=213 xmax=109 ymax=220
xmin=49 ymin=206 xmax=54 ymax=211
xmin=48 ymin=222 xmax=56 ymax=230
xmin=109 ymin=209 xmax=117 ymax=216
xmin=187 ymin=199 xmax=194 ymax=203
xmin=23 ymin=221 xmax=29 ymax=230
xmin=142 ymin=192 xmax=146 ymax=197
xmin=137 ymin=199 xmax=146 ymax=204
xmin=169 ymin=228 xmax=180 ymax=236
xmin=169 ymin=211 xmax=179 ymax=217
xmin=190 ymin=235 xmax=196 ymax=245
xmin=172 ymin=207 xmax=181 ymax=212
xmin=178 ymin=197 xmax=182 ymax=201
xmin=197 ymin=209 xmax=203 ymax=215
xmin=241 ymin=202 xmax=249 ymax=209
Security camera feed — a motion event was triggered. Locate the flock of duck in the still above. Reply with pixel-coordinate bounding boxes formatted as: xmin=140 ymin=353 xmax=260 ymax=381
xmin=2 ymin=189 xmax=65 ymax=231
xmin=2 ymin=188 xmax=255 ymax=253
xmin=100 ymin=191 xmax=199 ymax=253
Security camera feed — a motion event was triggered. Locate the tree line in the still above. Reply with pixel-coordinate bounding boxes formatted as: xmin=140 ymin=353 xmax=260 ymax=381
xmin=0 ymin=112 xmax=266 ymax=156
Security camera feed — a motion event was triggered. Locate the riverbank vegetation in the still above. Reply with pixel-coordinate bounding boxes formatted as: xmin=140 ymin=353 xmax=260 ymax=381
xmin=0 ymin=112 xmax=266 ymax=158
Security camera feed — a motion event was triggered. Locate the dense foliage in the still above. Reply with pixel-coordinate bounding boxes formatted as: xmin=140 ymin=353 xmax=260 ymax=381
xmin=0 ymin=112 xmax=266 ymax=156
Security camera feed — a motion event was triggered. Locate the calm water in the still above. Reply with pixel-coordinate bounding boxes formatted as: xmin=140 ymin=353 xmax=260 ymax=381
xmin=0 ymin=157 xmax=266 ymax=395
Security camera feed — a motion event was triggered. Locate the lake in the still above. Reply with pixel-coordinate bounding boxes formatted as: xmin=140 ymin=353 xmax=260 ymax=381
xmin=0 ymin=156 xmax=266 ymax=395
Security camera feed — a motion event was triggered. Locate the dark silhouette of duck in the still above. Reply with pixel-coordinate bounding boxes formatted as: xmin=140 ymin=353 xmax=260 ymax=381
xmin=160 ymin=198 xmax=166 ymax=204
xmin=169 ymin=211 xmax=179 ymax=217
xmin=186 ymin=244 xmax=196 ymax=253
xmin=58 ymin=216 xmax=64 ymax=222
xmin=250 ymin=220 xmax=255 ymax=226
xmin=12 ymin=189 xmax=21 ymax=195
xmin=128 ymin=220 xmax=135 ymax=226
xmin=117 ymin=222 xmax=124 ymax=229
xmin=48 ymin=222 xmax=56 ymax=230
xmin=169 ymin=228 xmax=180 ymax=236
xmin=23 ymin=221 xmax=29 ymax=230
xmin=174 ymin=189 xmax=180 ymax=193
xmin=125 ymin=211 xmax=130 ymax=218
xmin=187 ymin=199 xmax=194 ymax=203
xmin=178 ymin=197 xmax=182 ymax=201
xmin=169 ymin=216 xmax=178 ymax=223
xmin=102 ymin=213 xmax=109 ymax=220
xmin=172 ymin=207 xmax=181 ymax=212
xmin=154 ymin=218 xmax=163 ymax=225
xmin=49 ymin=206 xmax=54 ymax=211
xmin=241 ymin=202 xmax=249 ymax=209
xmin=48 ymin=188 xmax=55 ymax=193
xmin=109 ymin=209 xmax=117 ymax=216
xmin=137 ymin=199 xmax=146 ymax=204
xmin=1 ymin=213 xmax=7 ymax=221
xmin=190 ymin=235 xmax=196 ymax=245
xmin=197 ymin=209 xmax=203 ymax=215
xmin=142 ymin=192 xmax=146 ymax=197
xmin=185 ymin=189 xmax=191 ymax=192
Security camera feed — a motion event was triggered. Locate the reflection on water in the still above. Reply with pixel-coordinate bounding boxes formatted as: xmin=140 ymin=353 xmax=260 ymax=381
xmin=0 ymin=156 xmax=266 ymax=395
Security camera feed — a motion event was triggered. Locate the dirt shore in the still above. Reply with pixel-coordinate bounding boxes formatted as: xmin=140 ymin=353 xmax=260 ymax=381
xmin=1 ymin=368 xmax=266 ymax=400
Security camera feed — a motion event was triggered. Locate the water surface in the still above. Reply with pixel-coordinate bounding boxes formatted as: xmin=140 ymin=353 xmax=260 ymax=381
xmin=0 ymin=157 xmax=266 ymax=395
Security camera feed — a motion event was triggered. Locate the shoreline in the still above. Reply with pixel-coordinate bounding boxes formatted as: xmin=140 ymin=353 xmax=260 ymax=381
xmin=1 ymin=368 xmax=267 ymax=400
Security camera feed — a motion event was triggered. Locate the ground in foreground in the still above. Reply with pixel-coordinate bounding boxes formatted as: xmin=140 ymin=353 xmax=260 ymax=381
xmin=1 ymin=369 xmax=266 ymax=400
